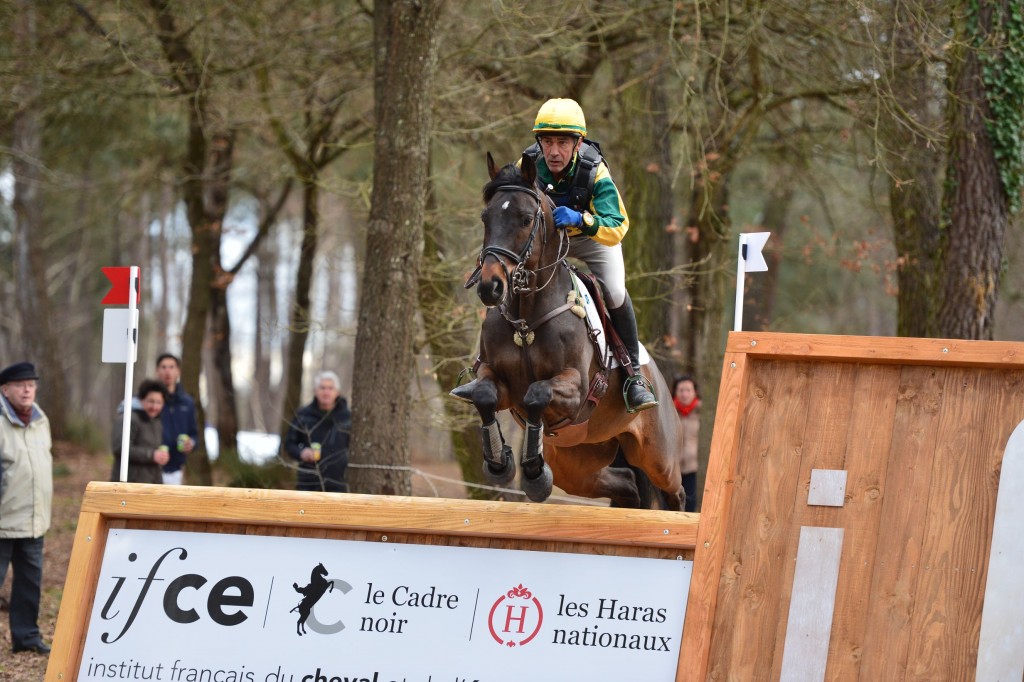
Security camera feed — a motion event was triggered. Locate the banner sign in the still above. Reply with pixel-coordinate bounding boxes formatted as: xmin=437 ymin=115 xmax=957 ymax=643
xmin=79 ymin=529 xmax=691 ymax=682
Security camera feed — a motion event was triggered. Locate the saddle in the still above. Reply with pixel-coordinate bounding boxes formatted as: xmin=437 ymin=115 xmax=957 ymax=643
xmin=569 ymin=265 xmax=635 ymax=374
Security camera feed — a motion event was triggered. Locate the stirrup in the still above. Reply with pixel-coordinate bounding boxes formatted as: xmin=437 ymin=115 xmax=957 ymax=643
xmin=623 ymin=375 xmax=658 ymax=413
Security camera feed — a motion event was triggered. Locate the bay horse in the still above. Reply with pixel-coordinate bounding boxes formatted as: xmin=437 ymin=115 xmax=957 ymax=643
xmin=461 ymin=152 xmax=683 ymax=509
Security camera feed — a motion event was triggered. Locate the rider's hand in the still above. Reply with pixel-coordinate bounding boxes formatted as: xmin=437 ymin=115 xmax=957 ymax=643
xmin=552 ymin=206 xmax=582 ymax=229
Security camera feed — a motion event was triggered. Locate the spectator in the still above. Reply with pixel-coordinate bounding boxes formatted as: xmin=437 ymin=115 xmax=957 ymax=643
xmin=285 ymin=371 xmax=351 ymax=492
xmin=671 ymin=375 xmax=700 ymax=512
xmin=155 ymin=353 xmax=198 ymax=485
xmin=0 ymin=361 xmax=53 ymax=655
xmin=111 ymin=379 xmax=169 ymax=484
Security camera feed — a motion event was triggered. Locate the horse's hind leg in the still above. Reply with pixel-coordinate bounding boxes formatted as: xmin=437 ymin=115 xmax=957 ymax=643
xmin=547 ymin=449 xmax=641 ymax=507
xmin=660 ymin=487 xmax=684 ymax=512
xmin=471 ymin=375 xmax=516 ymax=485
xmin=599 ymin=467 xmax=643 ymax=508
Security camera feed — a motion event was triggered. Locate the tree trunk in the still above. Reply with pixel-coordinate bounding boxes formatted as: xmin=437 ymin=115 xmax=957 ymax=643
xmin=279 ymin=178 xmax=320 ymax=446
xmin=937 ymin=1 xmax=1012 ymax=340
xmin=254 ymin=241 xmax=279 ymax=431
xmin=11 ymin=0 xmax=67 ymax=438
xmin=884 ymin=0 xmax=944 ymax=338
xmin=745 ymin=185 xmax=793 ymax=330
xmin=210 ymin=283 xmax=240 ymax=464
xmin=156 ymin=185 xmax=173 ymax=355
xmin=617 ymin=54 xmax=675 ymax=352
xmin=348 ymin=0 xmax=447 ymax=496
xmin=686 ymin=161 xmax=733 ymax=511
xmin=417 ymin=177 xmax=492 ymax=499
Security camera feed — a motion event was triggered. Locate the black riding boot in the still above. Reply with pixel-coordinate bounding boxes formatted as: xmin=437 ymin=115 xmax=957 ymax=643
xmin=608 ymin=294 xmax=658 ymax=413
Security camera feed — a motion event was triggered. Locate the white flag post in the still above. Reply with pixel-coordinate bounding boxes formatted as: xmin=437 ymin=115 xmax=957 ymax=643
xmin=100 ymin=266 xmax=142 ymax=483
xmin=734 ymin=232 xmax=771 ymax=332
xmin=118 ymin=266 xmax=140 ymax=482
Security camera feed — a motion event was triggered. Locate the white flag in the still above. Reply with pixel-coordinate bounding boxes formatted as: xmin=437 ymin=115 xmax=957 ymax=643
xmin=742 ymin=232 xmax=771 ymax=272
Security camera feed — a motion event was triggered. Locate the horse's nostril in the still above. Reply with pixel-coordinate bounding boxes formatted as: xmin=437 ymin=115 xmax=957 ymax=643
xmin=477 ymin=278 xmax=504 ymax=305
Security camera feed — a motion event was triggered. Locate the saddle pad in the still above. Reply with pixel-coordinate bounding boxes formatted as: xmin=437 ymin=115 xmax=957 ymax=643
xmin=570 ymin=271 xmax=650 ymax=369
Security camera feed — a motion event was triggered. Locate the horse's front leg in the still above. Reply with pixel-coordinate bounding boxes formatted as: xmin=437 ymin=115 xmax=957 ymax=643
xmin=519 ymin=370 xmax=581 ymax=502
xmin=469 ymin=369 xmax=516 ymax=486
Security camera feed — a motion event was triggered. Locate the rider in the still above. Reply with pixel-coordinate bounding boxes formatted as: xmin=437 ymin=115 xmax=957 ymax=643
xmin=452 ymin=97 xmax=658 ymax=413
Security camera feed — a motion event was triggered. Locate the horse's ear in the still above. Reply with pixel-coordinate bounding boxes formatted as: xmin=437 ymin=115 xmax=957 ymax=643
xmin=486 ymin=152 xmax=499 ymax=180
xmin=520 ymin=152 xmax=537 ymax=186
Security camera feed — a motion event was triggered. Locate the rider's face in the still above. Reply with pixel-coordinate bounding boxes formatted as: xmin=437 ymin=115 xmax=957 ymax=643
xmin=539 ymin=135 xmax=579 ymax=176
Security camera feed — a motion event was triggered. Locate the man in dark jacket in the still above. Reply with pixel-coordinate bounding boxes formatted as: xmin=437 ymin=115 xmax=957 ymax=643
xmin=155 ymin=353 xmax=199 ymax=485
xmin=284 ymin=371 xmax=351 ymax=492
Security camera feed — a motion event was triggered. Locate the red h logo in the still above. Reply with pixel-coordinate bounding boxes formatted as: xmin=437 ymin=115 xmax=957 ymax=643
xmin=488 ymin=585 xmax=543 ymax=647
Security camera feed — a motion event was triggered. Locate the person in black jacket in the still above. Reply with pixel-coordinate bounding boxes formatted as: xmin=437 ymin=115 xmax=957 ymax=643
xmin=155 ymin=353 xmax=199 ymax=485
xmin=284 ymin=371 xmax=351 ymax=492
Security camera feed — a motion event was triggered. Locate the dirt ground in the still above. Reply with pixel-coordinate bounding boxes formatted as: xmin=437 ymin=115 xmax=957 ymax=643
xmin=0 ymin=443 xmax=467 ymax=681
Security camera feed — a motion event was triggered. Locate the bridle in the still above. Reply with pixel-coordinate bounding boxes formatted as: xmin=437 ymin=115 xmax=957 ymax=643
xmin=473 ymin=184 xmax=569 ymax=298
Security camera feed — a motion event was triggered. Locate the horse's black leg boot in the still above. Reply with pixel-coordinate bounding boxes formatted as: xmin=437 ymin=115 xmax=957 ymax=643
xmin=608 ymin=293 xmax=658 ymax=413
xmin=520 ymin=421 xmax=553 ymax=502
xmin=480 ymin=419 xmax=515 ymax=486
xmin=449 ymin=378 xmax=479 ymax=404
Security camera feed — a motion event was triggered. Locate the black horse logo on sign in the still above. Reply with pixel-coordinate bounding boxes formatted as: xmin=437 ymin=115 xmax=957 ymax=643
xmin=291 ymin=562 xmax=333 ymax=635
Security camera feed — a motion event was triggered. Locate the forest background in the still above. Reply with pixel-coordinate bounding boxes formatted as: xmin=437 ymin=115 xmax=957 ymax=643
xmin=2 ymin=0 xmax=1023 ymax=506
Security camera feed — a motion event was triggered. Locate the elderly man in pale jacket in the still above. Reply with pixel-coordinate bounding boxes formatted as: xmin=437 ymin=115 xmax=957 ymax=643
xmin=0 ymin=361 xmax=53 ymax=655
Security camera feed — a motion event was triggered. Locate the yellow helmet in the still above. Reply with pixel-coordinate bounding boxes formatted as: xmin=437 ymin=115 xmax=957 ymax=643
xmin=532 ymin=98 xmax=586 ymax=137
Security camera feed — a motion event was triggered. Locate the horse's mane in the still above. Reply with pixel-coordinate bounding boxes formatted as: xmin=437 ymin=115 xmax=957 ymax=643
xmin=483 ymin=163 xmax=530 ymax=202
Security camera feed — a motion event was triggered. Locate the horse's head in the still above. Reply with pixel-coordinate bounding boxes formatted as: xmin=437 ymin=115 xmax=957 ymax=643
xmin=476 ymin=152 xmax=554 ymax=307
xmin=312 ymin=562 xmax=327 ymax=579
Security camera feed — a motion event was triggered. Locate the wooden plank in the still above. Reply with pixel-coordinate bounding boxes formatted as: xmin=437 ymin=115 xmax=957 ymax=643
xmin=766 ymin=361 xmax=861 ymax=680
xmin=817 ymin=363 xmax=900 ymax=680
xmin=78 ymin=482 xmax=698 ymax=549
xmin=679 ymin=351 xmax=749 ymax=682
xmin=45 ymin=511 xmax=108 ymax=682
xmin=905 ymin=368 xmax=1012 ymax=680
xmin=858 ymin=365 xmax=944 ymax=681
xmin=706 ymin=359 xmax=819 ymax=680
xmin=126 ymin=520 xmax=690 ymax=562
xmin=728 ymin=332 xmax=1024 ymax=369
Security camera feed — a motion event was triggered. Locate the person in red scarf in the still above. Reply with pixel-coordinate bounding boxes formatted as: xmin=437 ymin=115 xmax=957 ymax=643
xmin=671 ymin=375 xmax=700 ymax=512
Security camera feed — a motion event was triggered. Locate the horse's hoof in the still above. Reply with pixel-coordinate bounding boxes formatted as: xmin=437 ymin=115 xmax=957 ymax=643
xmin=482 ymin=446 xmax=516 ymax=486
xmin=520 ymin=462 xmax=553 ymax=502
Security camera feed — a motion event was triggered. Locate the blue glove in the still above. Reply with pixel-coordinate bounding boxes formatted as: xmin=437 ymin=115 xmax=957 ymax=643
xmin=552 ymin=206 xmax=583 ymax=229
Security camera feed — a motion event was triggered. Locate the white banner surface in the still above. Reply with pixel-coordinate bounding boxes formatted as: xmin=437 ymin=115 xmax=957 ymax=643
xmin=79 ymin=529 xmax=692 ymax=682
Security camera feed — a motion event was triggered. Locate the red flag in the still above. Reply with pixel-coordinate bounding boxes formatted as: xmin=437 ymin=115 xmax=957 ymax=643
xmin=102 ymin=267 xmax=141 ymax=305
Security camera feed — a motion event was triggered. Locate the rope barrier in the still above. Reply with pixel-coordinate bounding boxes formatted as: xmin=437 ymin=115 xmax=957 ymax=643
xmin=345 ymin=462 xmax=607 ymax=506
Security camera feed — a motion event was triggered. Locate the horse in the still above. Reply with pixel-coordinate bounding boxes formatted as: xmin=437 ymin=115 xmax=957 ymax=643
xmin=291 ymin=562 xmax=333 ymax=635
xmin=460 ymin=151 xmax=684 ymax=509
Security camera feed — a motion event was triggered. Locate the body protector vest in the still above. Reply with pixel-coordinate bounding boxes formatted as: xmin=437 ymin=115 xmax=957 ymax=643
xmin=524 ymin=138 xmax=606 ymax=211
